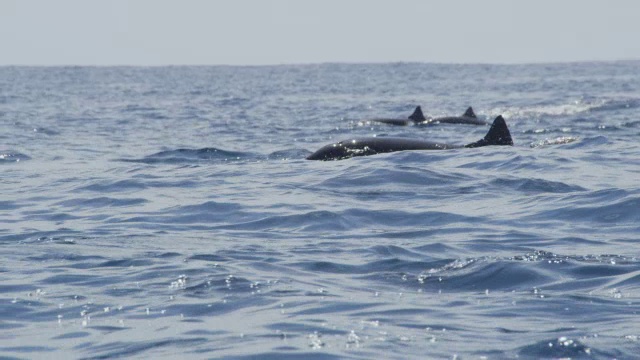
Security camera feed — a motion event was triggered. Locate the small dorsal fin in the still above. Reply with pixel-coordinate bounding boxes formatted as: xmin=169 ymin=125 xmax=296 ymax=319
xmin=463 ymin=106 xmax=476 ymax=118
xmin=408 ymin=106 xmax=426 ymax=122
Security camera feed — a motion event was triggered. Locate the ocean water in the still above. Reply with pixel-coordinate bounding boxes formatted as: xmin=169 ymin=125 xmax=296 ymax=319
xmin=1 ymin=62 xmax=640 ymax=359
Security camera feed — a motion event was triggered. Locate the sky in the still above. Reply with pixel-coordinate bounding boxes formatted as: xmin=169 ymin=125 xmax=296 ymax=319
xmin=1 ymin=0 xmax=639 ymax=66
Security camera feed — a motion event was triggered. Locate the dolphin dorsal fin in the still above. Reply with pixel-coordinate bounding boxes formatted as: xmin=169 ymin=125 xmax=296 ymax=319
xmin=408 ymin=106 xmax=426 ymax=122
xmin=464 ymin=115 xmax=513 ymax=148
xmin=484 ymin=115 xmax=513 ymax=145
xmin=463 ymin=106 xmax=476 ymax=118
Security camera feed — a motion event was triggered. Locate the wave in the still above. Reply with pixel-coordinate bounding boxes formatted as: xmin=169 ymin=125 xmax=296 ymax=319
xmin=313 ymin=164 xmax=472 ymax=191
xmin=267 ymin=149 xmax=310 ymax=161
xmin=285 ymin=248 xmax=640 ymax=296
xmin=0 ymin=150 xmax=31 ymax=163
xmin=54 ymin=196 xmax=148 ymax=209
xmin=531 ymin=195 xmax=640 ymax=226
xmin=492 ymin=97 xmax=640 ymax=119
xmin=589 ymin=97 xmax=640 ymax=112
xmin=529 ymin=136 xmax=579 ymax=148
xmin=487 ymin=177 xmax=586 ymax=194
xmin=516 ymin=337 xmax=623 ymax=359
xmin=494 ymin=101 xmax=602 ymax=119
xmin=121 ymin=147 xmax=258 ymax=164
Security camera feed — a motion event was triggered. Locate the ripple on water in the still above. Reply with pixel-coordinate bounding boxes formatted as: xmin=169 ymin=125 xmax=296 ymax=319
xmin=122 ymin=147 xmax=259 ymax=164
xmin=0 ymin=150 xmax=31 ymax=163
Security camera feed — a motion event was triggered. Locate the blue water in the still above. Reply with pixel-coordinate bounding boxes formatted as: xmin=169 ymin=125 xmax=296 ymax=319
xmin=1 ymin=63 xmax=640 ymax=359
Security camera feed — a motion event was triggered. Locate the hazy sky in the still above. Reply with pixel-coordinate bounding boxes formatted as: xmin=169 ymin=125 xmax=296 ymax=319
xmin=1 ymin=0 xmax=639 ymax=66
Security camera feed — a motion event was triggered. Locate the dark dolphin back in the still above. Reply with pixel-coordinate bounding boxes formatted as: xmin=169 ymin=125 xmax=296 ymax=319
xmin=370 ymin=105 xmax=424 ymax=126
xmin=463 ymin=106 xmax=476 ymax=118
xmin=408 ymin=106 xmax=426 ymax=122
xmin=465 ymin=116 xmax=513 ymax=148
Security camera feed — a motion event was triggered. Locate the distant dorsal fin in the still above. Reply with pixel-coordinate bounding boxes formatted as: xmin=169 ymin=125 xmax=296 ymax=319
xmin=465 ymin=115 xmax=513 ymax=148
xmin=463 ymin=106 xmax=476 ymax=118
xmin=408 ymin=106 xmax=426 ymax=122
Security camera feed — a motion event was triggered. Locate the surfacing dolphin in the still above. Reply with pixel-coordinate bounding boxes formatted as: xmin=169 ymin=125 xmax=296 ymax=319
xmin=307 ymin=115 xmax=512 ymax=161
xmin=370 ymin=106 xmax=487 ymax=126
xmin=369 ymin=106 xmax=426 ymax=126
xmin=422 ymin=106 xmax=488 ymax=126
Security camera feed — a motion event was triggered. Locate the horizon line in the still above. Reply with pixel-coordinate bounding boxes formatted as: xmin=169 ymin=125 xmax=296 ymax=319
xmin=1 ymin=58 xmax=639 ymax=68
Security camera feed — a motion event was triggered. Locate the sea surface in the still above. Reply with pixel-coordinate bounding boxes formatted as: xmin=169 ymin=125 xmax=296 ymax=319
xmin=1 ymin=62 xmax=640 ymax=359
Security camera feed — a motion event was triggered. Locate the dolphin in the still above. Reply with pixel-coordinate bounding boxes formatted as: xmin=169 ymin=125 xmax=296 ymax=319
xmin=369 ymin=106 xmax=426 ymax=126
xmin=421 ymin=106 xmax=488 ymax=125
xmin=307 ymin=115 xmax=512 ymax=161
xmin=370 ymin=106 xmax=487 ymax=126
